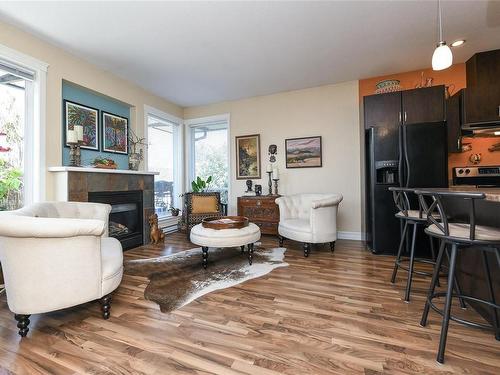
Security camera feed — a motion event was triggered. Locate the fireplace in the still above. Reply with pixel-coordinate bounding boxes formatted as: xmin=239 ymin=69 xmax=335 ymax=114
xmin=88 ymin=190 xmax=143 ymax=250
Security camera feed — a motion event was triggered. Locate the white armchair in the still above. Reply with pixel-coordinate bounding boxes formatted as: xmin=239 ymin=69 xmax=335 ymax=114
xmin=275 ymin=194 xmax=343 ymax=257
xmin=0 ymin=202 xmax=123 ymax=337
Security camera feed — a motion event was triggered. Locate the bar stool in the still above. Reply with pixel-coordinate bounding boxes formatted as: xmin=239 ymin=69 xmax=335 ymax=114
xmin=389 ymin=187 xmax=439 ymax=302
xmin=416 ymin=189 xmax=500 ymax=364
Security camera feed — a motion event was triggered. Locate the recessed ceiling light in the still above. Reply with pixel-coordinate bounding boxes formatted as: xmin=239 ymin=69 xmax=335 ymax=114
xmin=451 ymin=40 xmax=466 ymax=47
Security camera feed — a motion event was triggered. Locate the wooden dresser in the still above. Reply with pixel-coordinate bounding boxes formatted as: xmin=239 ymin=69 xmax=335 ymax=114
xmin=237 ymin=196 xmax=280 ymax=235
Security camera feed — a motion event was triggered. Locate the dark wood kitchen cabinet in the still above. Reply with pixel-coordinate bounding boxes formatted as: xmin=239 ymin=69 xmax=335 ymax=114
xmin=463 ymin=85 xmax=500 ymax=125
xmin=446 ymin=92 xmax=462 ymax=153
xmin=462 ymin=49 xmax=500 ymax=125
xmin=364 ymin=86 xmax=446 ymax=129
xmin=401 ymin=85 xmax=446 ymax=125
xmin=364 ymin=91 xmax=401 ymax=129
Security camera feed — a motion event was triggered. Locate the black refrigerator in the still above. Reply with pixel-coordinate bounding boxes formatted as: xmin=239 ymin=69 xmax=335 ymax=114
xmin=365 ymin=122 xmax=448 ymax=254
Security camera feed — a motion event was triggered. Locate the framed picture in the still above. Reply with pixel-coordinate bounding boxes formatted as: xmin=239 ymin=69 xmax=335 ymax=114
xmin=285 ymin=136 xmax=322 ymax=168
xmin=64 ymin=100 xmax=99 ymax=150
xmin=236 ymin=134 xmax=261 ymax=179
xmin=102 ymin=111 xmax=128 ymax=154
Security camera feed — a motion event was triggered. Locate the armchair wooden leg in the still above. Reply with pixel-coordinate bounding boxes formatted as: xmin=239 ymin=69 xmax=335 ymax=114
xmin=100 ymin=294 xmax=112 ymax=320
xmin=248 ymin=243 xmax=254 ymax=265
xmin=14 ymin=314 xmax=30 ymax=337
xmin=330 ymin=241 xmax=336 ymax=252
xmin=240 ymin=245 xmax=245 ymax=253
xmin=202 ymin=246 xmax=209 ymax=269
xmin=279 ymin=236 xmax=285 ymax=247
xmin=303 ymin=243 xmax=310 ymax=257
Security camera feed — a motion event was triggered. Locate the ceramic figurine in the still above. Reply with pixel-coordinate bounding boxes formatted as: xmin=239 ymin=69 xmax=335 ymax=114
xmin=148 ymin=213 xmax=165 ymax=245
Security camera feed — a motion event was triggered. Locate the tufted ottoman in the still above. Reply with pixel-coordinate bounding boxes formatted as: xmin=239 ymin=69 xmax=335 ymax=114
xmin=190 ymin=223 xmax=261 ymax=268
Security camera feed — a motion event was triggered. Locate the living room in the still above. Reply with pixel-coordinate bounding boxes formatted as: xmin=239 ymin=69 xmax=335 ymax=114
xmin=0 ymin=1 xmax=499 ymax=374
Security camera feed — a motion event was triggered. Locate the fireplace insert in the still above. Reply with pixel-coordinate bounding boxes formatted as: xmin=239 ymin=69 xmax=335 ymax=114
xmin=88 ymin=190 xmax=143 ymax=250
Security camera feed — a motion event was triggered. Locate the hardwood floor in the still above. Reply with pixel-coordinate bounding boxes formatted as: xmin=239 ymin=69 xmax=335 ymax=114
xmin=0 ymin=233 xmax=499 ymax=374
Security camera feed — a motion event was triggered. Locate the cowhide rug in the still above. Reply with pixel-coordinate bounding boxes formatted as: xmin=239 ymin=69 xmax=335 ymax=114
xmin=124 ymin=244 xmax=287 ymax=312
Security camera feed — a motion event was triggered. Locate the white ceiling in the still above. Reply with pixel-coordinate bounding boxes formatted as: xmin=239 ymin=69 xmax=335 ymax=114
xmin=0 ymin=1 xmax=499 ymax=107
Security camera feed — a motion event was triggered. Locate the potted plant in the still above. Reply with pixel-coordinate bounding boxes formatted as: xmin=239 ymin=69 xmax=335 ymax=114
xmin=169 ymin=207 xmax=180 ymax=216
xmin=191 ymin=176 xmax=212 ymax=192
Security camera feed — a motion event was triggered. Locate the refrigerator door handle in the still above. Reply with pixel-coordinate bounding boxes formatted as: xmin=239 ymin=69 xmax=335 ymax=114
xmin=398 ymin=126 xmax=403 ymax=187
xmin=403 ymin=125 xmax=411 ymax=187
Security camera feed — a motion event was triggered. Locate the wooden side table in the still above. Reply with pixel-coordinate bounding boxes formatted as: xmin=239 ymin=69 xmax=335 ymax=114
xmin=237 ymin=196 xmax=280 ymax=235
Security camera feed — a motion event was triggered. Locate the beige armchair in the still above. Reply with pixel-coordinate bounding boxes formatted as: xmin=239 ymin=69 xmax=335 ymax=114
xmin=0 ymin=202 xmax=123 ymax=337
xmin=275 ymin=194 xmax=343 ymax=257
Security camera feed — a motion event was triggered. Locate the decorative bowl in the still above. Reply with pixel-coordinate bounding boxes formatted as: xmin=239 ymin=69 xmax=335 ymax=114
xmin=376 ymin=79 xmax=401 ymax=90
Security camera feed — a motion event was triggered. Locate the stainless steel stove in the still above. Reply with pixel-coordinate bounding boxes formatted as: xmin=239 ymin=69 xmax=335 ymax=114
xmin=453 ymin=166 xmax=500 ymax=187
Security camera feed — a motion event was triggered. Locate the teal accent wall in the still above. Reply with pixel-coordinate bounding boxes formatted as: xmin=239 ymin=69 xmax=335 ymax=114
xmin=62 ymin=81 xmax=130 ymax=169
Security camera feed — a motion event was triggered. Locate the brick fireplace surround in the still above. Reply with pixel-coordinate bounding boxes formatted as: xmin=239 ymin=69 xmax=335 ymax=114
xmin=48 ymin=167 xmax=158 ymax=247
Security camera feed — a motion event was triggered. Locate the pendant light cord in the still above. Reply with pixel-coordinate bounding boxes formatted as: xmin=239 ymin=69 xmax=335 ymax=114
xmin=437 ymin=0 xmax=443 ymax=43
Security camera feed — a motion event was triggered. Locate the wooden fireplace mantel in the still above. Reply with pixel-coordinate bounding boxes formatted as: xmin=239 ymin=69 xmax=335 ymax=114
xmin=48 ymin=166 xmax=159 ymax=176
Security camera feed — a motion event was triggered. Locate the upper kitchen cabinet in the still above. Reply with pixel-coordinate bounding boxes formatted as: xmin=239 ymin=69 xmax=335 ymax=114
xmin=447 ymin=91 xmax=462 ymax=153
xmin=401 ymin=85 xmax=446 ymax=125
xmin=466 ymin=49 xmax=500 ymax=88
xmin=364 ymin=91 xmax=401 ymax=129
xmin=364 ymin=85 xmax=445 ymax=129
xmin=463 ymin=85 xmax=500 ymax=125
xmin=462 ymin=49 xmax=500 ymax=126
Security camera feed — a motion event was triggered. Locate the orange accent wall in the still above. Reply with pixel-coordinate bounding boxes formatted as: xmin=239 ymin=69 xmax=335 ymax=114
xmin=359 ymin=63 xmax=466 ymax=99
xmin=359 ymin=63 xmax=500 ymax=182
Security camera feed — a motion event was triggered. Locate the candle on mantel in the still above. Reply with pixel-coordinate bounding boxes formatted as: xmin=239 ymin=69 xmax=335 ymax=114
xmin=266 ymin=164 xmax=273 ymax=173
xmin=67 ymin=129 xmax=77 ymax=143
xmin=272 ymin=167 xmax=279 ymax=180
xmin=74 ymin=125 xmax=83 ymax=142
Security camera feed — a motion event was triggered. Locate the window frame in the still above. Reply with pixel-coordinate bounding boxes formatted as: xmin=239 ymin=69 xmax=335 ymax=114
xmin=143 ymin=105 xmax=184 ymax=221
xmin=0 ymin=43 xmax=48 ymax=205
xmin=185 ymin=113 xmax=231 ymax=205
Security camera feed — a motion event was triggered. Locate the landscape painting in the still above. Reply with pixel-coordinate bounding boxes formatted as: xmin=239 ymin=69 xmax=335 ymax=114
xmin=103 ymin=112 xmax=128 ymax=154
xmin=236 ymin=134 xmax=261 ymax=179
xmin=64 ymin=100 xmax=98 ymax=150
xmin=285 ymin=136 xmax=322 ymax=168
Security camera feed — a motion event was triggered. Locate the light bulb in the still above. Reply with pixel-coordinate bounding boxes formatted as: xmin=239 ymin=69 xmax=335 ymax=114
xmin=432 ymin=42 xmax=453 ymax=71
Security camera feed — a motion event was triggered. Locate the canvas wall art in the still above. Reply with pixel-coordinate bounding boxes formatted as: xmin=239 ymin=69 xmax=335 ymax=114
xmin=236 ymin=134 xmax=261 ymax=179
xmin=103 ymin=112 xmax=128 ymax=154
xmin=64 ymin=100 xmax=98 ymax=150
xmin=285 ymin=136 xmax=322 ymax=168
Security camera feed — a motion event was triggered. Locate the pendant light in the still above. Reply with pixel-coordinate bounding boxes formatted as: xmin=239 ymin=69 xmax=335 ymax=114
xmin=432 ymin=0 xmax=453 ymax=71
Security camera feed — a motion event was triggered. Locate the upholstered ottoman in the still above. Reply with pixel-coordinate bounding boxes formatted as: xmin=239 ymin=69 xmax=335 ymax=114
xmin=190 ymin=223 xmax=261 ymax=268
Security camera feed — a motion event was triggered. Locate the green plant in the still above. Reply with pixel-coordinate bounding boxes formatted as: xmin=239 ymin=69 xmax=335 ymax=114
xmin=191 ymin=176 xmax=212 ymax=193
xmin=169 ymin=207 xmax=180 ymax=216
xmin=0 ymin=159 xmax=23 ymax=202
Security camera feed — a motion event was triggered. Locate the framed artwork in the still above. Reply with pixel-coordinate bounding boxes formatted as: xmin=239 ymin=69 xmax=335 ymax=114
xmin=64 ymin=100 xmax=99 ymax=150
xmin=285 ymin=136 xmax=322 ymax=168
xmin=102 ymin=111 xmax=128 ymax=154
xmin=236 ymin=134 xmax=261 ymax=179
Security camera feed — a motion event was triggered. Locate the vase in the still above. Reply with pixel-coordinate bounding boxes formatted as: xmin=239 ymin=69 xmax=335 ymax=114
xmin=129 ymin=152 xmax=142 ymax=171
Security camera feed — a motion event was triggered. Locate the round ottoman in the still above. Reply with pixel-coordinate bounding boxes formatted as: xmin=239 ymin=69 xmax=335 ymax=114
xmin=190 ymin=223 xmax=261 ymax=269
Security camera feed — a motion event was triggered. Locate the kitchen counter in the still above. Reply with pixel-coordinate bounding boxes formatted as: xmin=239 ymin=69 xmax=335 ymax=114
xmin=419 ymin=186 xmax=500 ymax=202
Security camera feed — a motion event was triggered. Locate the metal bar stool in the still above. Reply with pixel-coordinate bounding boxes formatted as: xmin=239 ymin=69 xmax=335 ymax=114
xmin=416 ymin=189 xmax=500 ymax=364
xmin=389 ymin=187 xmax=440 ymax=302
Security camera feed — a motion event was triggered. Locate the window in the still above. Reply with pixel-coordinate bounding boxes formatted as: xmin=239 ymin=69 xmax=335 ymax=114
xmin=187 ymin=114 xmax=230 ymax=204
xmin=0 ymin=49 xmax=46 ymax=210
xmin=145 ymin=106 xmax=182 ymax=219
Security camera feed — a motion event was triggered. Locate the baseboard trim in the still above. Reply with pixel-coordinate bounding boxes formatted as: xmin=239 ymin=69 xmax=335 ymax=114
xmin=338 ymin=231 xmax=364 ymax=241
